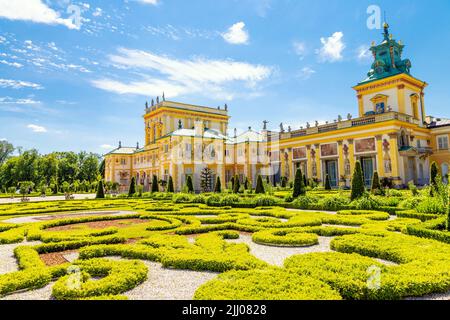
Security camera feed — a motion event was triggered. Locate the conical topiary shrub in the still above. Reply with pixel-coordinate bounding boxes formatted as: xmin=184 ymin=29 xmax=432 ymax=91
xmin=128 ymin=176 xmax=136 ymax=197
xmin=293 ymin=168 xmax=305 ymax=198
xmin=371 ymin=171 xmax=383 ymax=194
xmin=96 ymin=180 xmax=105 ymax=199
xmin=233 ymin=175 xmax=240 ymax=193
xmin=214 ymin=176 xmax=222 ymax=193
xmin=255 ymin=175 xmax=265 ymax=194
xmin=186 ymin=175 xmax=194 ymax=193
xmin=150 ymin=175 xmax=158 ymax=193
xmin=351 ymin=161 xmax=365 ymax=200
xmin=430 ymin=161 xmax=439 ymax=196
xmin=324 ymin=174 xmax=332 ymax=190
xmin=167 ymin=176 xmax=174 ymax=193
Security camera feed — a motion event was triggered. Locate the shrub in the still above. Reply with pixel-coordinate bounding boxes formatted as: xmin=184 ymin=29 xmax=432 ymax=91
xmin=52 ymin=258 xmax=148 ymax=300
xmin=293 ymin=168 xmax=306 ymax=198
xmin=370 ymin=171 xmax=383 ymax=195
xmin=318 ymin=195 xmax=349 ymax=211
xmin=206 ymin=194 xmax=222 ymax=206
xmin=151 ymin=175 xmax=159 ymax=193
xmin=167 ymin=176 xmax=174 ymax=193
xmin=324 ymin=174 xmax=332 ymax=190
xmin=291 ymin=195 xmax=318 ymax=209
xmin=351 ymin=161 xmax=365 ymax=200
xmin=416 ymin=197 xmax=446 ymax=214
xmin=253 ymin=195 xmax=281 ymax=207
xmin=350 ymin=194 xmax=381 ymax=210
xmin=252 ymin=229 xmax=319 ymax=247
xmin=128 ymin=177 xmax=136 ymax=197
xmin=214 ymin=176 xmax=221 ymax=193
xmin=194 ymin=269 xmax=342 ymax=300
xmin=220 ymin=194 xmax=241 ymax=206
xmin=186 ymin=176 xmax=194 ymax=193
xmin=430 ymin=161 xmax=439 ymax=195
xmin=233 ymin=175 xmax=240 ymax=194
xmin=255 ymin=175 xmax=265 ymax=194
xmin=408 ymin=181 xmax=419 ymax=196
xmin=172 ymin=193 xmax=193 ymax=203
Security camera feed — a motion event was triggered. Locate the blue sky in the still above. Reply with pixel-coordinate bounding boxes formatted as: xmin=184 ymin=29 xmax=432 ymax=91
xmin=1 ymin=0 xmax=449 ymax=155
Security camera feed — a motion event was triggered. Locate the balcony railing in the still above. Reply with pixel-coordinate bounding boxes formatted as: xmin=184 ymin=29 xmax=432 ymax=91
xmin=281 ymin=112 xmax=420 ymax=140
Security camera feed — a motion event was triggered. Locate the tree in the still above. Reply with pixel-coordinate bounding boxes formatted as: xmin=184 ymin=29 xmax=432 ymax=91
xmin=186 ymin=175 xmax=194 ymax=193
xmin=18 ymin=181 xmax=34 ymax=200
xmin=96 ymin=180 xmax=105 ymax=199
xmin=255 ymin=175 xmax=265 ymax=194
xmin=233 ymin=175 xmax=240 ymax=193
xmin=200 ymin=167 xmax=213 ymax=193
xmin=0 ymin=140 xmax=14 ymax=165
xmin=351 ymin=161 xmax=365 ymax=200
xmin=293 ymin=168 xmax=306 ymax=197
xmin=128 ymin=176 xmax=136 ymax=197
xmin=430 ymin=161 xmax=439 ymax=196
xmin=214 ymin=176 xmax=222 ymax=193
xmin=371 ymin=171 xmax=383 ymax=194
xmin=324 ymin=174 xmax=332 ymax=190
xmin=303 ymin=174 xmax=307 ymax=187
xmin=167 ymin=176 xmax=174 ymax=193
xmin=151 ymin=175 xmax=159 ymax=193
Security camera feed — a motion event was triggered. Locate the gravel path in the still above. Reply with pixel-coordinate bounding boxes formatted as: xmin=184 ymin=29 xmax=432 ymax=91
xmin=0 ymin=194 xmax=96 ymax=204
xmin=0 ymin=283 xmax=54 ymax=300
xmin=405 ymin=290 xmax=450 ymax=300
xmin=0 ymin=241 xmax=42 ymax=275
xmin=3 ymin=210 xmax=136 ymax=224
xmin=226 ymin=233 xmax=334 ymax=267
xmin=125 ymin=261 xmax=218 ymax=300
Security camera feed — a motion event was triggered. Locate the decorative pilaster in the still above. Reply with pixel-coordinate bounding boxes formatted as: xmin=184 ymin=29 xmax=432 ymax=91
xmin=337 ymin=140 xmax=345 ymax=187
xmin=375 ymin=135 xmax=384 ymax=176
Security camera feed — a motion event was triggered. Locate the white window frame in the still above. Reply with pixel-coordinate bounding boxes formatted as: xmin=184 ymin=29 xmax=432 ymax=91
xmin=437 ymin=135 xmax=449 ymax=150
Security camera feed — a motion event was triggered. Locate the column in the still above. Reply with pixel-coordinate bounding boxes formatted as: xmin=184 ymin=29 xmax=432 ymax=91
xmin=348 ymin=139 xmax=355 ymax=173
xmin=337 ymin=140 xmax=345 ymax=187
xmin=375 ymin=135 xmax=384 ymax=176
xmin=306 ymin=145 xmax=312 ymax=179
xmin=397 ymin=84 xmax=406 ymax=114
xmin=357 ymin=94 xmax=364 ymax=117
xmin=388 ymin=133 xmax=401 ymax=186
xmin=314 ymin=144 xmax=321 ymax=181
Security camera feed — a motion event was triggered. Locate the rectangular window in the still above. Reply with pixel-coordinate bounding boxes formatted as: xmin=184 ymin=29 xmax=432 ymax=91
xmin=437 ymin=136 xmax=449 ymax=150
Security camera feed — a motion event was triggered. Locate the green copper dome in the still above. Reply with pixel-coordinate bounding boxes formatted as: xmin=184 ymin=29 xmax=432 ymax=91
xmin=359 ymin=23 xmax=412 ymax=84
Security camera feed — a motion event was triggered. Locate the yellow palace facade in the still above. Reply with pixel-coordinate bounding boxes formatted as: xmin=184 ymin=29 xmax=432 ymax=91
xmin=104 ymin=24 xmax=450 ymax=192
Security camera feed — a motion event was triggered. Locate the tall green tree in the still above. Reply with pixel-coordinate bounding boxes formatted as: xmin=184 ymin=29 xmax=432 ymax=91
xmin=351 ymin=161 xmax=365 ymax=200
xmin=128 ymin=176 xmax=136 ymax=197
xmin=293 ymin=168 xmax=306 ymax=197
xmin=255 ymin=175 xmax=265 ymax=194
xmin=99 ymin=159 xmax=106 ymax=179
xmin=0 ymin=140 xmax=14 ymax=165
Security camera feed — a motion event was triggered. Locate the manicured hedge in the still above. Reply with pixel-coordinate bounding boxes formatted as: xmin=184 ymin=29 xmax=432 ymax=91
xmin=252 ymin=229 xmax=318 ymax=247
xmin=194 ymin=268 xmax=342 ymax=300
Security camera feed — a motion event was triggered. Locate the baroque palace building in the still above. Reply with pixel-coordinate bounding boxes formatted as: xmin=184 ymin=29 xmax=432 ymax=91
xmin=104 ymin=23 xmax=450 ymax=192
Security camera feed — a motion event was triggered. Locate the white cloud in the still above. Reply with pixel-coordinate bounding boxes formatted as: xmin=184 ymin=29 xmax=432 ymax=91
xmin=357 ymin=45 xmax=372 ymax=61
xmin=222 ymin=22 xmax=249 ymax=45
xmin=0 ymin=36 xmax=5 ymax=43
xmin=0 ymin=79 xmax=43 ymax=89
xmin=100 ymin=144 xmax=114 ymax=149
xmin=0 ymin=0 xmax=78 ymax=29
xmin=136 ymin=0 xmax=159 ymax=5
xmin=92 ymin=48 xmax=272 ymax=100
xmin=0 ymin=97 xmax=40 ymax=104
xmin=27 ymin=124 xmax=47 ymax=133
xmin=92 ymin=8 xmax=102 ymax=17
xmin=293 ymin=41 xmax=307 ymax=60
xmin=297 ymin=67 xmax=316 ymax=80
xmin=0 ymin=60 xmax=23 ymax=68
xmin=317 ymin=31 xmax=345 ymax=62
